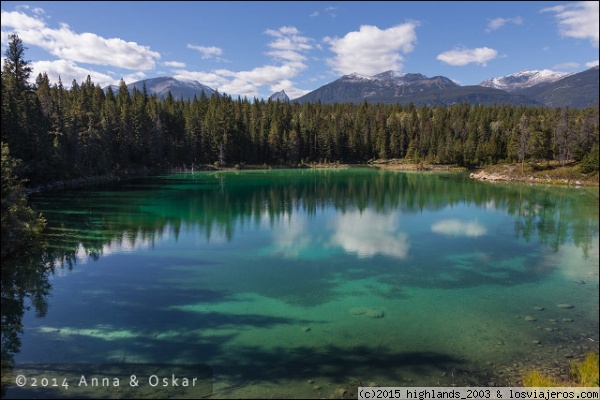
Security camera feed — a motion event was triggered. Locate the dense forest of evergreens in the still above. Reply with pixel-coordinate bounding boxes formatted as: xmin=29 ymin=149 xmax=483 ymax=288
xmin=2 ymin=35 xmax=599 ymax=188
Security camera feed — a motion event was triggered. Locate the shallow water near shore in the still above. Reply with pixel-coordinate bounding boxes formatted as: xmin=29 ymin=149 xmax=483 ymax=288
xmin=3 ymin=168 xmax=598 ymax=398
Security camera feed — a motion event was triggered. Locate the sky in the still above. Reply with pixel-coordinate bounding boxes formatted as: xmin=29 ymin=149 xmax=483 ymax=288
xmin=1 ymin=1 xmax=598 ymax=100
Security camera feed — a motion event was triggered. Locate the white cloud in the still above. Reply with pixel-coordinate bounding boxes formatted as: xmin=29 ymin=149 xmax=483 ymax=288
xmin=1 ymin=10 xmax=160 ymax=70
xmin=2 ymin=9 xmax=311 ymax=99
xmin=214 ymin=64 xmax=302 ymax=97
xmin=1 ymin=10 xmax=45 ymax=31
xmin=172 ymin=69 xmax=228 ymax=89
xmin=309 ymin=6 xmax=337 ymax=19
xmin=217 ymin=64 xmax=298 ymax=85
xmin=325 ymin=6 xmax=337 ymax=18
xmin=177 ymin=26 xmax=313 ymax=98
xmin=436 ymin=47 xmax=498 ymax=66
xmin=331 ymin=210 xmax=410 ymax=259
xmin=268 ymin=79 xmax=310 ymax=100
xmin=121 ymin=71 xmax=147 ymax=85
xmin=542 ymin=1 xmax=599 ymax=48
xmin=485 ymin=16 xmax=523 ymax=32
xmin=264 ymin=26 xmax=312 ymax=67
xmin=431 ymin=219 xmax=486 ymax=237
xmin=186 ymin=44 xmax=224 ymax=60
xmin=31 ymin=59 xmax=115 ymax=88
xmin=163 ymin=61 xmax=186 ymax=68
xmin=324 ymin=23 xmax=419 ymax=76
xmin=31 ymin=7 xmax=46 ymax=16
xmin=217 ymin=79 xmax=259 ymax=98
xmin=586 ymin=60 xmax=599 ymax=67
xmin=46 ymin=68 xmax=140 ymax=88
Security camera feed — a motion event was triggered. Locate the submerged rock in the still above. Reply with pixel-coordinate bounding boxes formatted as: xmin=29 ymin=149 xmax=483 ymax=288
xmin=350 ymin=307 xmax=368 ymax=315
xmin=350 ymin=307 xmax=384 ymax=318
xmin=367 ymin=309 xmax=384 ymax=318
xmin=557 ymin=304 xmax=574 ymax=309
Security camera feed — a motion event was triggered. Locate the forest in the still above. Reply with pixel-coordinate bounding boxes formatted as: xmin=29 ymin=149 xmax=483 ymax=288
xmin=1 ymin=34 xmax=599 ymax=257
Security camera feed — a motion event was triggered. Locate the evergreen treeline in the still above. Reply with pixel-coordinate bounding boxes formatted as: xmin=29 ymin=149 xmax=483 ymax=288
xmin=2 ymin=34 xmax=599 ymax=188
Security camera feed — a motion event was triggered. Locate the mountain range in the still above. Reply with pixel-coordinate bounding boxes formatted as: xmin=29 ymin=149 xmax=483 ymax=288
xmin=106 ymin=76 xmax=215 ymax=100
xmin=112 ymin=66 xmax=599 ymax=108
xmin=293 ymin=66 xmax=598 ymax=108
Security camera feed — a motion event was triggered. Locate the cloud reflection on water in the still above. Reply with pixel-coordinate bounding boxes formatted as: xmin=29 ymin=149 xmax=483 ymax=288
xmin=431 ymin=219 xmax=486 ymax=237
xmin=331 ymin=210 xmax=410 ymax=259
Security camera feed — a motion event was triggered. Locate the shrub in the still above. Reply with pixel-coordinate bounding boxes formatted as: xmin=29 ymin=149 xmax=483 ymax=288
xmin=579 ymin=145 xmax=599 ymax=174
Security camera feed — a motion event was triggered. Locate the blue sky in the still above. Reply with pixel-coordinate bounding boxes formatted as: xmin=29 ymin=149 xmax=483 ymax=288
xmin=1 ymin=1 xmax=598 ymax=100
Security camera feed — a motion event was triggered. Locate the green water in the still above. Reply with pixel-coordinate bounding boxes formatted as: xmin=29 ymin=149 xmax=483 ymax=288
xmin=3 ymin=168 xmax=599 ymax=398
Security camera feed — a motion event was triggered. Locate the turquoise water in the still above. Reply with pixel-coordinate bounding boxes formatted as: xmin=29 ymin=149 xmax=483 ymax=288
xmin=3 ymin=168 xmax=599 ymax=398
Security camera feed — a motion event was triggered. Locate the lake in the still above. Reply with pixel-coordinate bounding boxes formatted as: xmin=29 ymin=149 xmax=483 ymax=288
xmin=2 ymin=168 xmax=598 ymax=398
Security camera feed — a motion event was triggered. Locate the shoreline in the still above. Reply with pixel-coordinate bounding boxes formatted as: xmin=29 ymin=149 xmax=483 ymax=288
xmin=25 ymin=160 xmax=598 ymax=194
xmin=469 ymin=169 xmax=593 ymax=186
xmin=24 ymin=163 xmax=353 ymax=194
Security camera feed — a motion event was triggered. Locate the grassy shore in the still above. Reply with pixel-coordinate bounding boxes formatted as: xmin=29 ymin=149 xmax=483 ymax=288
xmin=363 ymin=158 xmax=598 ymax=187
xmin=367 ymin=158 xmax=468 ymax=172
xmin=469 ymin=161 xmax=599 ymax=187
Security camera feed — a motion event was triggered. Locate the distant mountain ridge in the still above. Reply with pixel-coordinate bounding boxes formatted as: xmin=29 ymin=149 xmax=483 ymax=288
xmin=293 ymin=71 xmax=460 ymax=104
xmin=292 ymin=70 xmax=541 ymax=107
xmin=512 ymin=66 xmax=599 ymax=108
xmin=292 ymin=67 xmax=598 ymax=108
xmin=105 ymin=76 xmax=216 ymax=100
xmin=479 ymin=69 xmax=572 ymax=91
xmin=106 ymin=67 xmax=598 ymax=108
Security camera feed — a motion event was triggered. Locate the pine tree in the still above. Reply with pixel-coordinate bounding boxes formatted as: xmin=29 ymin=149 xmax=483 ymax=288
xmin=1 ymin=35 xmax=35 ymax=173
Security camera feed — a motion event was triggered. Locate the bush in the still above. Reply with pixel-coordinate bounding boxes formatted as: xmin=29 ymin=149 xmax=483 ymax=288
xmin=579 ymin=145 xmax=599 ymax=174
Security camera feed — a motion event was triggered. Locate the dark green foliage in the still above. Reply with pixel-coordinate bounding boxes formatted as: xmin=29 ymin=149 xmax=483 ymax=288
xmin=580 ymin=144 xmax=599 ymax=173
xmin=1 ymin=143 xmax=46 ymax=258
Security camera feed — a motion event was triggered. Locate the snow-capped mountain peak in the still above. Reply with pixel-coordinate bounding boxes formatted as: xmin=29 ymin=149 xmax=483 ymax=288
xmin=104 ymin=76 xmax=216 ymax=100
xmin=342 ymin=72 xmax=374 ymax=82
xmin=479 ymin=69 xmax=572 ymax=91
xmin=373 ymin=70 xmax=407 ymax=80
